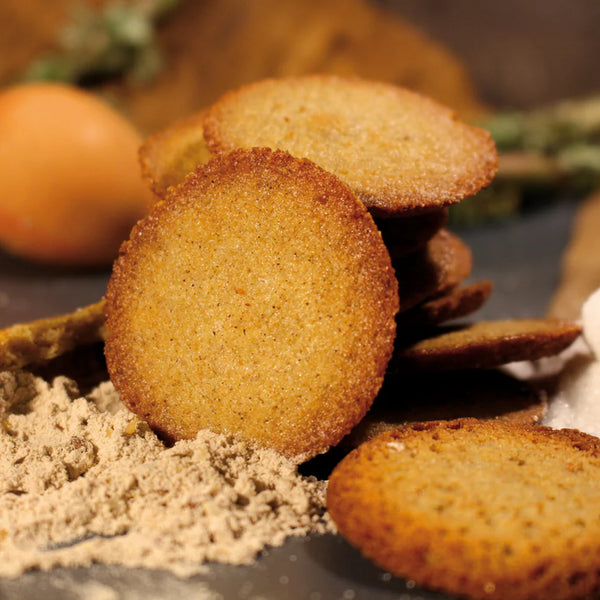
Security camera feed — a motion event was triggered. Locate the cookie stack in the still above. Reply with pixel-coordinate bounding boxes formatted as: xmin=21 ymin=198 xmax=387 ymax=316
xmin=0 ymin=73 xmax=590 ymax=599
xmin=123 ymin=75 xmax=503 ymax=457
xmin=140 ymin=76 xmax=500 ymax=352
xmin=135 ymin=75 xmax=579 ymax=441
xmin=103 ymin=75 xmax=595 ymax=599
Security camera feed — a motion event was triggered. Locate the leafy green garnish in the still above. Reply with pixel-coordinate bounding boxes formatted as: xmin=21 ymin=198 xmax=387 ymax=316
xmin=451 ymin=96 xmax=600 ymax=225
xmin=23 ymin=0 xmax=180 ymax=86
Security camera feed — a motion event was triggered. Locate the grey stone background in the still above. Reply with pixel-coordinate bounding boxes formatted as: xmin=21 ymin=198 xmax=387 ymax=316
xmin=383 ymin=0 xmax=600 ymax=108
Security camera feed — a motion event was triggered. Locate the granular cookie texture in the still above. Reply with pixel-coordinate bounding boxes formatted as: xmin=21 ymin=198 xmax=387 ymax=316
xmin=139 ymin=110 xmax=212 ymax=199
xmin=327 ymin=419 xmax=600 ymax=600
xmin=203 ymin=75 xmax=498 ymax=216
xmin=0 ymin=300 xmax=106 ymax=371
xmin=106 ymin=147 xmax=398 ymax=461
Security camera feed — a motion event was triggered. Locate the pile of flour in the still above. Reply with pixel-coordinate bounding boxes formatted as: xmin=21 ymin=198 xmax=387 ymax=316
xmin=0 ymin=371 xmax=332 ymax=578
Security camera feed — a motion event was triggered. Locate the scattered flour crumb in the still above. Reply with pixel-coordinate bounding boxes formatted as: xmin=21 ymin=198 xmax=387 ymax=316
xmin=65 ymin=581 xmax=120 ymax=600
xmin=0 ymin=371 xmax=332 ymax=579
xmin=387 ymin=441 xmax=405 ymax=452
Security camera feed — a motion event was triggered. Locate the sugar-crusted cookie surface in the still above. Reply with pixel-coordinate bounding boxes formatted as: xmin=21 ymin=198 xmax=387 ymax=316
xmin=328 ymin=419 xmax=600 ymax=600
xmin=105 ymin=148 xmax=399 ymax=460
xmin=203 ymin=75 xmax=497 ymax=216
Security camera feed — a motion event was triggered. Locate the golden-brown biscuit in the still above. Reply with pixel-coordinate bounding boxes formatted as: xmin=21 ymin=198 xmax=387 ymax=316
xmin=392 ymin=318 xmax=581 ymax=372
xmin=375 ymin=208 xmax=448 ymax=258
xmin=203 ymin=75 xmax=498 ymax=216
xmin=0 ymin=300 xmax=106 ymax=370
xmin=105 ymin=148 xmax=399 ymax=460
xmin=394 ymin=229 xmax=472 ymax=312
xmin=327 ymin=419 xmax=600 ymax=600
xmin=139 ymin=110 xmax=213 ymax=199
xmin=395 ymin=280 xmax=492 ymax=328
xmin=341 ymin=369 xmax=546 ymax=449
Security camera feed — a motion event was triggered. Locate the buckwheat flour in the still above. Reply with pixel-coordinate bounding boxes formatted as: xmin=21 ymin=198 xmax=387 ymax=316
xmin=0 ymin=371 xmax=332 ymax=578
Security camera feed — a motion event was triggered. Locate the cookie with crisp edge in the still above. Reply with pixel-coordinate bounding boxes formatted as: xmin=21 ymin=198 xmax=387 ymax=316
xmin=340 ymin=369 xmax=546 ymax=449
xmin=0 ymin=300 xmax=106 ymax=370
xmin=203 ymin=75 xmax=498 ymax=217
xmin=328 ymin=419 xmax=600 ymax=600
xmin=392 ymin=318 xmax=581 ymax=372
xmin=395 ymin=280 xmax=492 ymax=328
xmin=139 ymin=110 xmax=213 ymax=199
xmin=394 ymin=229 xmax=472 ymax=312
xmin=105 ymin=147 xmax=399 ymax=461
xmin=376 ymin=208 xmax=448 ymax=258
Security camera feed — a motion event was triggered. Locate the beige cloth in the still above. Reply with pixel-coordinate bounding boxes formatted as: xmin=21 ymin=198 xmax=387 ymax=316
xmin=548 ymin=192 xmax=600 ymax=320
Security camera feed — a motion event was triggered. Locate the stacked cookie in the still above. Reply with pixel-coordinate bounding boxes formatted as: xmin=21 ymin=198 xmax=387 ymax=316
xmin=136 ymin=75 xmax=579 ymax=439
xmin=104 ymin=75 xmax=593 ymax=599
xmin=140 ymin=76 xmax=500 ymax=351
xmin=127 ymin=75 xmax=510 ymax=458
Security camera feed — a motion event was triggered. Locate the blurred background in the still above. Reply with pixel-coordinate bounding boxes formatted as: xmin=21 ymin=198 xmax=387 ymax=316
xmin=3 ymin=0 xmax=599 ymax=131
xmin=384 ymin=0 xmax=600 ymax=110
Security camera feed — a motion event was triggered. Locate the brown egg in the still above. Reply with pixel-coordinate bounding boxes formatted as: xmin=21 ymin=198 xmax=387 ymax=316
xmin=0 ymin=83 xmax=154 ymax=267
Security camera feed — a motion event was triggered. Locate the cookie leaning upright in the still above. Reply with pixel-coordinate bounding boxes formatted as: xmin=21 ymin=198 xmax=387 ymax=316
xmin=202 ymin=75 xmax=498 ymax=216
xmin=105 ymin=148 xmax=398 ymax=461
xmin=327 ymin=419 xmax=600 ymax=600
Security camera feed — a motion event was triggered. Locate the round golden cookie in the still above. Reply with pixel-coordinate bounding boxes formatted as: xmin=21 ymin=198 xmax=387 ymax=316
xmin=203 ymin=75 xmax=498 ymax=216
xmin=328 ymin=419 xmax=600 ymax=600
xmin=139 ymin=110 xmax=213 ymax=199
xmin=392 ymin=318 xmax=581 ymax=372
xmin=105 ymin=148 xmax=399 ymax=460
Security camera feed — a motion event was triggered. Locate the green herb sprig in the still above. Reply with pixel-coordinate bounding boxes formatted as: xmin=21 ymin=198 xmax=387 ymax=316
xmin=23 ymin=0 xmax=180 ymax=86
xmin=451 ymin=96 xmax=600 ymax=225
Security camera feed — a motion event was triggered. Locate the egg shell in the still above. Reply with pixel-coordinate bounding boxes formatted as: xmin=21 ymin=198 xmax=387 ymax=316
xmin=0 ymin=83 xmax=154 ymax=266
